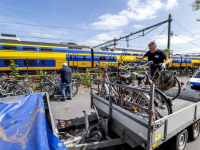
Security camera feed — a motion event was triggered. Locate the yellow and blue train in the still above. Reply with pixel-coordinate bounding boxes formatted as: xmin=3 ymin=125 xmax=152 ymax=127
xmin=0 ymin=39 xmax=199 ymax=72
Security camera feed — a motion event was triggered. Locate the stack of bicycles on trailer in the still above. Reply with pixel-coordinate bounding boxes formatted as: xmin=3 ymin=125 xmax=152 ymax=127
xmin=0 ymin=75 xmax=33 ymax=97
xmin=40 ymin=74 xmax=79 ymax=98
xmin=96 ymin=59 xmax=182 ymax=120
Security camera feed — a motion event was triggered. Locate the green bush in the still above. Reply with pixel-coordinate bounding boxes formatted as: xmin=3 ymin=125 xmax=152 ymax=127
xmin=9 ymin=60 xmax=19 ymax=78
xmin=36 ymin=69 xmax=47 ymax=79
xmin=81 ymin=69 xmax=91 ymax=87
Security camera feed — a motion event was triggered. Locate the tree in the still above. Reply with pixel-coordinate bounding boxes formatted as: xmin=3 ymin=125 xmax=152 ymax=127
xmin=191 ymin=0 xmax=200 ymax=21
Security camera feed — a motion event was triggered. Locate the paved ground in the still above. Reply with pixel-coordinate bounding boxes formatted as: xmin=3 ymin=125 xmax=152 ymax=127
xmin=49 ymin=76 xmax=200 ymax=150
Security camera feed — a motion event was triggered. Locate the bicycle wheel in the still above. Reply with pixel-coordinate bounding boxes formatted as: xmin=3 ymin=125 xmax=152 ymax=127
xmin=14 ymin=88 xmax=26 ymax=96
xmin=154 ymin=88 xmax=172 ymax=119
xmin=121 ymin=89 xmax=150 ymax=118
xmin=73 ymin=77 xmax=81 ymax=87
xmin=40 ymin=83 xmax=55 ymax=97
xmin=65 ymin=83 xmax=78 ymax=97
xmin=164 ymin=76 xmax=181 ymax=100
xmin=98 ymin=83 xmax=109 ymax=100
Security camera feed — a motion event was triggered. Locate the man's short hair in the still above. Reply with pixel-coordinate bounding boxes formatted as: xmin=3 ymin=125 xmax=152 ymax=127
xmin=62 ymin=63 xmax=68 ymax=67
xmin=148 ymin=41 xmax=157 ymax=47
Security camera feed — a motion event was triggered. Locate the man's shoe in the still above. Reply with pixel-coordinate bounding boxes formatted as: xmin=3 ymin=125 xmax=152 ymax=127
xmin=66 ymin=98 xmax=72 ymax=100
xmin=57 ymin=98 xmax=66 ymax=101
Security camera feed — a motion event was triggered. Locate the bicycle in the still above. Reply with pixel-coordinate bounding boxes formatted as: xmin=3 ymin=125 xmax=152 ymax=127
xmin=135 ymin=58 xmax=182 ymax=100
xmin=0 ymin=78 xmax=28 ymax=97
xmin=40 ymin=74 xmax=78 ymax=98
xmin=96 ymin=62 xmax=172 ymax=119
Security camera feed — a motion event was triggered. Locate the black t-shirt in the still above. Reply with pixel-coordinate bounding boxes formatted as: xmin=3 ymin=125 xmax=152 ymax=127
xmin=144 ymin=49 xmax=167 ymax=70
xmin=56 ymin=67 xmax=72 ymax=83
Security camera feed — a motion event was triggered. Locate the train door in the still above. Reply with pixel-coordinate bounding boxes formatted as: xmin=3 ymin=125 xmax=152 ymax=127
xmin=73 ymin=53 xmax=78 ymax=68
xmin=67 ymin=53 xmax=78 ymax=68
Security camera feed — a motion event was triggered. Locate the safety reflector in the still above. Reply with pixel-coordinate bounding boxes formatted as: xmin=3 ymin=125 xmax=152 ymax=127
xmin=181 ymin=82 xmax=184 ymax=85
xmin=152 ymin=143 xmax=157 ymax=149
xmin=191 ymin=120 xmax=194 ymax=124
xmin=170 ymin=99 xmax=172 ymax=103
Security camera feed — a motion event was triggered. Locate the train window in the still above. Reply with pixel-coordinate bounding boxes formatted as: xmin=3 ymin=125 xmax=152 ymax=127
xmin=3 ymin=60 xmax=18 ymax=66
xmin=70 ymin=55 xmax=72 ymax=61
xmin=113 ymin=57 xmax=115 ymax=61
xmin=99 ymin=56 xmax=106 ymax=61
xmin=83 ymin=56 xmax=86 ymax=61
xmin=2 ymin=45 xmax=17 ymax=50
xmin=74 ymin=55 xmax=77 ymax=61
xmin=109 ymin=57 xmax=111 ymax=61
xmin=41 ymin=60 xmax=45 ymax=66
xmin=125 ymin=53 xmax=131 ymax=55
xmin=41 ymin=47 xmax=52 ymax=52
xmin=132 ymin=54 xmax=138 ymax=56
xmin=69 ymin=47 xmax=82 ymax=50
xmin=23 ymin=60 xmax=36 ymax=66
xmin=23 ymin=46 xmax=35 ymax=51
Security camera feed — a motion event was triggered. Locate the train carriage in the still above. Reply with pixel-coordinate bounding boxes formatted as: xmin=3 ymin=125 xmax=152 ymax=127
xmin=0 ymin=39 xmax=200 ymax=72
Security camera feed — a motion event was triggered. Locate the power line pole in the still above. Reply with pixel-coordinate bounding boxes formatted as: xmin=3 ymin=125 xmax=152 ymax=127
xmin=167 ymin=14 xmax=172 ymax=58
xmin=93 ymin=16 xmax=173 ymax=49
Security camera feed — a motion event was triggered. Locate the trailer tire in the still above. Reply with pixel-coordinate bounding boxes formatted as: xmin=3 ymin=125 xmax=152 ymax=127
xmin=170 ymin=129 xmax=188 ymax=150
xmin=188 ymin=120 xmax=200 ymax=141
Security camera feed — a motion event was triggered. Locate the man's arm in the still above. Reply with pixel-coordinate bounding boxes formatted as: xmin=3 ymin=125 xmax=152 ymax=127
xmin=142 ymin=55 xmax=146 ymax=59
xmin=52 ymin=71 xmax=57 ymax=74
xmin=164 ymin=57 xmax=170 ymax=65
xmin=52 ymin=68 xmax=62 ymax=74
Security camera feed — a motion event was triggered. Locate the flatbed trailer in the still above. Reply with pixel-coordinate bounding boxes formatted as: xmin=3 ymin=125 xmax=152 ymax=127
xmin=88 ymin=79 xmax=200 ymax=150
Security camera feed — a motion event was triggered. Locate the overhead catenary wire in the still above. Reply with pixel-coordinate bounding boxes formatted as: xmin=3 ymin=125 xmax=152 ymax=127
xmin=173 ymin=19 xmax=200 ymax=41
xmin=0 ymin=28 xmax=122 ymax=38
xmin=0 ymin=20 xmax=133 ymax=34
xmin=14 ymin=35 xmax=106 ymax=44
xmin=175 ymin=35 xmax=200 ymax=48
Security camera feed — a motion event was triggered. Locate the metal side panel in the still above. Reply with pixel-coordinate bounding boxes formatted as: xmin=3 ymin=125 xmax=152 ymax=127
xmin=152 ymin=101 xmax=200 ymax=148
xmin=93 ymin=94 xmax=149 ymax=143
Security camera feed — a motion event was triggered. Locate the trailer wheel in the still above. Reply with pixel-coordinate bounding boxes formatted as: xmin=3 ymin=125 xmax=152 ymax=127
xmin=171 ymin=129 xmax=188 ymax=150
xmin=188 ymin=121 xmax=200 ymax=141
xmin=161 ymin=129 xmax=188 ymax=150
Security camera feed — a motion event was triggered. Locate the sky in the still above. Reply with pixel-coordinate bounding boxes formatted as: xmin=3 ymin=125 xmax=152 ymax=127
xmin=0 ymin=0 xmax=199 ymax=54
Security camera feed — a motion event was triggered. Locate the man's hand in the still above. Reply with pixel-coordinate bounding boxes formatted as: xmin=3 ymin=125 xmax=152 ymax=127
xmin=52 ymin=71 xmax=57 ymax=75
xmin=160 ymin=63 xmax=166 ymax=69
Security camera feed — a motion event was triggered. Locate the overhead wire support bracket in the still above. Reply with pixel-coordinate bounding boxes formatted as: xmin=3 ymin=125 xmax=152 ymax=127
xmin=93 ymin=18 xmax=173 ymax=48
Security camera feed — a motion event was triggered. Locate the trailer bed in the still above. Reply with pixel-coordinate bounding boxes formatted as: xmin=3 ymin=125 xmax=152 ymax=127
xmin=92 ymin=81 xmax=200 ymax=150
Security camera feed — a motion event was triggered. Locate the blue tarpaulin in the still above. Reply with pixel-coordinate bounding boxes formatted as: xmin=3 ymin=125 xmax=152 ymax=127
xmin=0 ymin=93 xmax=67 ymax=150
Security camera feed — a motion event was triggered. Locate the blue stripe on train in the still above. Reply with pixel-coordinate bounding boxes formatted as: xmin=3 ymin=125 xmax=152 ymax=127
xmin=172 ymin=60 xmax=191 ymax=63
xmin=0 ymin=59 xmax=55 ymax=67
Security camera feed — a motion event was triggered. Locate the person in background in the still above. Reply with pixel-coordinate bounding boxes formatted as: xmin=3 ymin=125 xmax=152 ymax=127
xmin=53 ymin=63 xmax=72 ymax=101
xmin=141 ymin=41 xmax=170 ymax=77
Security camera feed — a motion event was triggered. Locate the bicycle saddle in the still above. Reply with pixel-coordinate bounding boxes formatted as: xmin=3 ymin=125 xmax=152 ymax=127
xmin=136 ymin=75 xmax=145 ymax=80
xmin=118 ymin=74 xmax=131 ymax=80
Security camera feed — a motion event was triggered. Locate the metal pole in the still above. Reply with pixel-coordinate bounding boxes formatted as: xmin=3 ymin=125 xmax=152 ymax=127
xmin=91 ymin=75 xmax=93 ymax=108
xmin=26 ymin=58 xmax=29 ymax=77
xmin=108 ymin=83 xmax=112 ymax=123
xmin=147 ymin=83 xmax=155 ymax=150
xmin=167 ymin=14 xmax=172 ymax=59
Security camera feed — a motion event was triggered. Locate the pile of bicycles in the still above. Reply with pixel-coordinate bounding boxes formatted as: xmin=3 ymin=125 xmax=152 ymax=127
xmin=40 ymin=74 xmax=79 ymax=98
xmin=96 ymin=60 xmax=182 ymax=120
xmin=0 ymin=76 xmax=33 ymax=97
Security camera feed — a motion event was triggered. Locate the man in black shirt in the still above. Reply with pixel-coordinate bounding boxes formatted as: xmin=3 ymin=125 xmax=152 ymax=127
xmin=53 ymin=63 xmax=72 ymax=101
xmin=142 ymin=41 xmax=170 ymax=77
